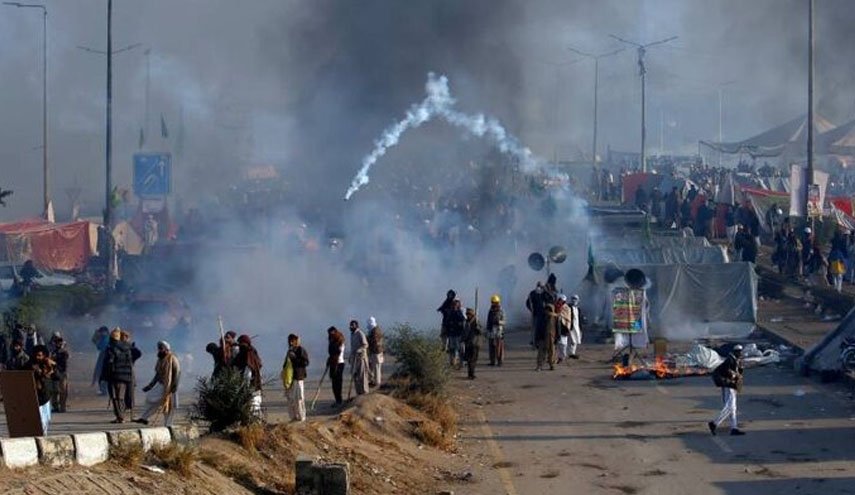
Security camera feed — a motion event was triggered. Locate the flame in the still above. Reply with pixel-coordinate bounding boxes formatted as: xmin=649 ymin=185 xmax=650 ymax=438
xmin=612 ymin=356 xmax=707 ymax=380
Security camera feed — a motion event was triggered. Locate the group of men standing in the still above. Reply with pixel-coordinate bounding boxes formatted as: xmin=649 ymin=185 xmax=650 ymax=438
xmin=95 ymin=327 xmax=181 ymax=427
xmin=1 ymin=324 xmax=69 ymax=432
xmin=274 ymin=317 xmax=385 ymax=423
xmin=525 ymin=275 xmax=584 ymax=371
xmin=437 ymin=290 xmax=506 ymax=380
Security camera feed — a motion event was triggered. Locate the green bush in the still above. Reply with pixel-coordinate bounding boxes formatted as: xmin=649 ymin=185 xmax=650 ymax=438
xmin=387 ymin=324 xmax=450 ymax=395
xmin=191 ymin=367 xmax=258 ymax=432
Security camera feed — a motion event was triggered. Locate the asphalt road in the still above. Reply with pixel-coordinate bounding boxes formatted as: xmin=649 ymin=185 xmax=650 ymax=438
xmin=453 ymin=329 xmax=855 ymax=495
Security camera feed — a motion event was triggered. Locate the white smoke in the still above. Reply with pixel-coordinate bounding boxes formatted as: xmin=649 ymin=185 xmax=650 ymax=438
xmin=344 ymin=72 xmax=541 ymax=200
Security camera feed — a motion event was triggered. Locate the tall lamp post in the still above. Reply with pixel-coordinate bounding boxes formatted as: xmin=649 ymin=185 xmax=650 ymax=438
xmin=805 ymin=0 xmax=815 ymax=218
xmin=567 ymin=45 xmax=624 ymax=200
xmin=4 ymin=2 xmax=48 ymax=217
xmin=610 ymin=34 xmax=677 ymax=173
xmin=78 ymin=0 xmax=138 ymax=291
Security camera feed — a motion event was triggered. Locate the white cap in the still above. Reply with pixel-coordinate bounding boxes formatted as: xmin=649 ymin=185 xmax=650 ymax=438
xmin=368 ymin=316 xmax=377 ymax=329
xmin=559 ymin=294 xmax=567 ymax=302
xmin=571 ymin=294 xmax=580 ymax=301
xmin=805 ymin=227 xmax=812 ymax=234
xmin=733 ymin=344 xmax=743 ymax=352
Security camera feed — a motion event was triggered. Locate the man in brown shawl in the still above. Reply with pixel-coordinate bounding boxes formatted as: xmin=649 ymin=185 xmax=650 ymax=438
xmin=135 ymin=341 xmax=180 ymax=426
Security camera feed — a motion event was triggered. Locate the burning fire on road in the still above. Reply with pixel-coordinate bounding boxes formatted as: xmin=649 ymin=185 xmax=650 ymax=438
xmin=612 ymin=356 xmax=711 ymax=380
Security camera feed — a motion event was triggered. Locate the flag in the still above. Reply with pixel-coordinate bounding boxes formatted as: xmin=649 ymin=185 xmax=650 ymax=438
xmin=174 ymin=105 xmax=185 ymax=158
xmin=138 ymin=127 xmax=145 ymax=149
xmin=160 ymin=113 xmax=169 ymax=138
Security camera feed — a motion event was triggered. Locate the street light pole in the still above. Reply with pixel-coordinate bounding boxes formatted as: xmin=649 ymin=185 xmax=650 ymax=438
xmin=805 ymin=0 xmax=815 ymax=218
xmin=568 ymin=45 xmax=624 ymax=200
xmin=4 ymin=2 xmax=49 ymax=217
xmin=106 ymin=0 xmax=114 ymax=290
xmin=610 ymin=34 xmax=677 ymax=173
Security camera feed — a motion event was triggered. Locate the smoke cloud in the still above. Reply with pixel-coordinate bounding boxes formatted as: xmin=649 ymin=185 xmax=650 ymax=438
xmin=345 ymin=73 xmax=539 ymax=200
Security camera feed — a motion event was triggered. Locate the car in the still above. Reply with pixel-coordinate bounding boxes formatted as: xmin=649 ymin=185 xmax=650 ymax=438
xmin=0 ymin=262 xmax=76 ymax=292
xmin=119 ymin=293 xmax=192 ymax=349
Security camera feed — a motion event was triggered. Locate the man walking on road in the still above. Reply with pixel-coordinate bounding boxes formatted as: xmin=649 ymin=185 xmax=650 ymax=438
xmin=349 ymin=320 xmax=370 ymax=396
xmin=136 ymin=341 xmax=180 ymax=427
xmin=102 ymin=328 xmax=134 ymax=424
xmin=709 ymin=344 xmax=746 ymax=436
xmin=366 ymin=316 xmax=384 ymax=388
xmin=486 ymin=294 xmax=505 ymax=366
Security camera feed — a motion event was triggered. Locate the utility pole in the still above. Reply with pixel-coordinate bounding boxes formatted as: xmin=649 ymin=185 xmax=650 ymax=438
xmin=610 ymin=34 xmax=677 ymax=173
xmin=144 ymin=47 xmax=151 ymax=142
xmin=567 ymin=45 xmax=623 ymax=200
xmin=4 ymin=2 xmax=49 ymax=217
xmin=805 ymin=0 xmax=815 ymax=218
xmin=78 ymin=1 xmax=139 ymax=291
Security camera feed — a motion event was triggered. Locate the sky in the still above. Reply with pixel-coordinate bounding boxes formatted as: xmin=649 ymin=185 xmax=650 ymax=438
xmin=1 ymin=0 xmax=853 ymax=221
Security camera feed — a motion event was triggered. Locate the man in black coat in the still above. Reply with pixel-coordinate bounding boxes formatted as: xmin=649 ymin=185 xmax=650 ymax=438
xmin=709 ymin=345 xmax=746 ymax=436
xmin=101 ymin=328 xmax=135 ymax=423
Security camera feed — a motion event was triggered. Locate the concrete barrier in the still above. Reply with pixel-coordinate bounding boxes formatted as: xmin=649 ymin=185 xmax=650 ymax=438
xmin=295 ymin=454 xmax=350 ymax=495
xmin=107 ymin=429 xmax=142 ymax=448
xmin=169 ymin=424 xmax=200 ymax=443
xmin=73 ymin=432 xmax=109 ymax=467
xmin=35 ymin=435 xmax=75 ymax=467
xmin=0 ymin=438 xmax=39 ymax=469
xmin=140 ymin=427 xmax=171 ymax=451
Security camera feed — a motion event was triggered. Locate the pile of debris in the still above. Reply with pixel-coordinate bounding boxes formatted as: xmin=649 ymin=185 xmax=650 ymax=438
xmin=612 ymin=343 xmax=782 ymax=380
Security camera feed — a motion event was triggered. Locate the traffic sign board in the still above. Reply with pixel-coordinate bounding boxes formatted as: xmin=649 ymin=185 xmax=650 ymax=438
xmin=133 ymin=152 xmax=172 ymax=197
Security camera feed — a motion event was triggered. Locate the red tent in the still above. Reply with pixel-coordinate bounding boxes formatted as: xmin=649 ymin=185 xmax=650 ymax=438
xmin=0 ymin=220 xmax=96 ymax=272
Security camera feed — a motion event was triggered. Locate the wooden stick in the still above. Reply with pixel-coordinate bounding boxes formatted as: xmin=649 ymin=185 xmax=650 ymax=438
xmin=217 ymin=315 xmax=227 ymax=364
xmin=309 ymin=364 xmax=329 ymax=411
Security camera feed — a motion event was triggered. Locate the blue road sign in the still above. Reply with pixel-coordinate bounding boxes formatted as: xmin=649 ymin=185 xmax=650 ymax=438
xmin=133 ymin=152 xmax=172 ymax=197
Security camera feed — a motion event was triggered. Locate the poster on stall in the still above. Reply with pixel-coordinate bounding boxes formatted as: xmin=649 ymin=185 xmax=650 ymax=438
xmin=611 ymin=287 xmax=645 ymax=334
xmin=807 ymin=184 xmax=821 ymax=218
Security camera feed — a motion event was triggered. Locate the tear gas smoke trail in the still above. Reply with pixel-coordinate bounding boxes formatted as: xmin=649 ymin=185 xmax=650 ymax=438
xmin=343 ymin=72 xmax=541 ymax=200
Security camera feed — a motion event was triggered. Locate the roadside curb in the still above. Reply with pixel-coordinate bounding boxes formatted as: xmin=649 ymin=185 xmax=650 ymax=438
xmin=0 ymin=424 xmax=199 ymax=470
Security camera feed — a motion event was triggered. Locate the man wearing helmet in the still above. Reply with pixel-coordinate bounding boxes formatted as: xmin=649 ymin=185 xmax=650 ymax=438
xmin=486 ymin=294 xmax=505 ymax=366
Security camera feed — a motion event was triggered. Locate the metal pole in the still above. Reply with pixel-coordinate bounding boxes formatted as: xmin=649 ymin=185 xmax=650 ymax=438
xmin=659 ymin=108 xmax=664 ymax=155
xmin=593 ymin=57 xmax=600 ymax=200
xmin=805 ymin=0 xmax=815 ymax=217
xmin=718 ymin=88 xmax=723 ymax=167
xmin=42 ymin=7 xmax=48 ymax=216
xmin=640 ymin=48 xmax=646 ymax=172
xmin=145 ymin=48 xmax=150 ymax=141
xmin=105 ymin=0 xmax=115 ymax=291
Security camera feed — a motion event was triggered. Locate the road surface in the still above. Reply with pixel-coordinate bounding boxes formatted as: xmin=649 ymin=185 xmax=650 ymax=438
xmin=452 ymin=329 xmax=855 ymax=495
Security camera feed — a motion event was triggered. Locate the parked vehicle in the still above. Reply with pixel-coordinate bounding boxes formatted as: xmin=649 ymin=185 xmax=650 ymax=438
xmin=0 ymin=262 xmax=76 ymax=292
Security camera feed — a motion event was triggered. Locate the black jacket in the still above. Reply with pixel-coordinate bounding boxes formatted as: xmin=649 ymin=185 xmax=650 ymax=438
xmin=446 ymin=309 xmax=466 ymax=338
xmin=712 ymin=354 xmax=743 ymax=390
xmin=101 ymin=340 xmax=134 ymax=383
xmin=286 ymin=346 xmax=310 ymax=381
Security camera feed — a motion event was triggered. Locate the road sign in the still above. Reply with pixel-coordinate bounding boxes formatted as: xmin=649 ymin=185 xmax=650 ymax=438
xmin=133 ymin=152 xmax=171 ymax=197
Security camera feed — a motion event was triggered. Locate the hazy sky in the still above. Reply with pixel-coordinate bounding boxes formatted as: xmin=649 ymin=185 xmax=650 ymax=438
xmin=1 ymin=0 xmax=852 ymax=221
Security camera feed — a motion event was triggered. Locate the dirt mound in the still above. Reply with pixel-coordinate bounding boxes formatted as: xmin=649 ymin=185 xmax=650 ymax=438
xmin=202 ymin=392 xmax=453 ymax=494
xmin=0 ymin=392 xmax=463 ymax=495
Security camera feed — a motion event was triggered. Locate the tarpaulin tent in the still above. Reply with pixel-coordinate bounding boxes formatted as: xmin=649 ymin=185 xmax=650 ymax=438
xmin=592 ymin=246 xmax=729 ymax=265
xmin=590 ymin=234 xmax=711 ymax=251
xmin=576 ymin=262 xmax=757 ymax=341
xmin=817 ymin=118 xmax=855 ymax=156
xmin=700 ymin=114 xmax=836 ymax=158
xmin=801 ymin=307 xmax=855 ymax=372
xmin=0 ymin=220 xmax=97 ymax=272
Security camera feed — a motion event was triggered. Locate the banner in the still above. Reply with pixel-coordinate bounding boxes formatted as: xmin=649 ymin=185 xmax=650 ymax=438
xmin=789 ymin=164 xmax=829 ymax=216
xmin=611 ymin=288 xmax=645 ymax=334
